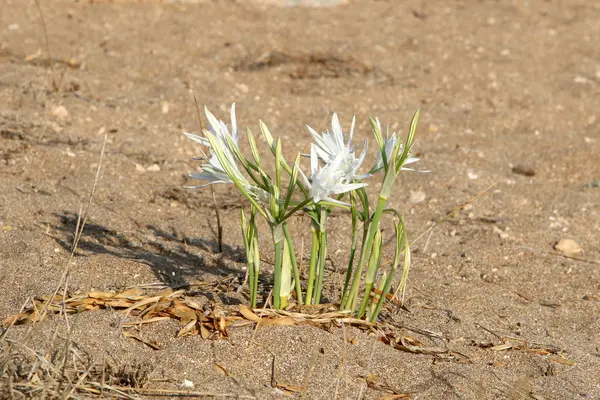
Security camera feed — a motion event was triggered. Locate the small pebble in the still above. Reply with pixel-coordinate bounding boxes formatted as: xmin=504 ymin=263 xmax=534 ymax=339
xmin=553 ymin=239 xmax=582 ymax=257
xmin=409 ymin=190 xmax=426 ymax=204
xmin=50 ymin=105 xmax=69 ymax=123
xmin=147 ymin=164 xmax=161 ymax=172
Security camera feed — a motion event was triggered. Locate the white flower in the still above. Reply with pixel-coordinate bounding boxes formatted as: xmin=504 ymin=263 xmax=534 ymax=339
xmin=187 ymin=152 xmax=234 ymax=187
xmin=184 ymin=103 xmax=238 ymax=151
xmin=299 ymin=144 xmax=367 ymax=204
xmin=370 ymin=118 xmax=422 ymax=173
xmin=306 ymin=113 xmax=370 ymax=183
xmin=184 ymin=104 xmax=246 ymax=188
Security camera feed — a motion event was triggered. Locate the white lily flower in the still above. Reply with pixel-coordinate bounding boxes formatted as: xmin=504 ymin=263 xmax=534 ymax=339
xmin=187 ymin=152 xmax=234 ymax=187
xmin=184 ymin=105 xmax=248 ymax=188
xmin=184 ymin=103 xmax=238 ymax=150
xmin=298 ymin=144 xmax=367 ymax=204
xmin=370 ymin=118 xmax=423 ymax=173
xmin=306 ymin=113 xmax=370 ymax=183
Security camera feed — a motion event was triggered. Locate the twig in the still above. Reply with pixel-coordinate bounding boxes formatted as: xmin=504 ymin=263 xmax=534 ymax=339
xmin=97 ymin=385 xmax=256 ymax=398
xmin=64 ymin=360 xmax=95 ymax=399
xmin=270 ymin=355 xmax=277 ymax=388
xmin=38 ymin=134 xmax=108 ymax=324
xmin=474 ymin=323 xmax=502 ymax=340
xmin=0 ymin=297 xmax=30 ymax=343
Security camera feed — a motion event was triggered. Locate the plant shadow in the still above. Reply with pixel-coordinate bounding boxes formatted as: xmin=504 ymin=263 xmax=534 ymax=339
xmin=49 ymin=211 xmax=245 ymax=303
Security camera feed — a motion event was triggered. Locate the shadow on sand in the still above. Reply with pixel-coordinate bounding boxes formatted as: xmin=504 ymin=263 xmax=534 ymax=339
xmin=49 ymin=211 xmax=247 ymax=303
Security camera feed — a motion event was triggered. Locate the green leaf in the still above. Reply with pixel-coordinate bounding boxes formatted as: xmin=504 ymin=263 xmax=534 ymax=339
xmin=396 ymin=109 xmax=420 ymax=174
xmin=275 ymin=138 xmax=282 ymax=189
xmin=283 ymin=153 xmax=301 ymax=216
xmin=259 ymin=120 xmax=275 ymax=151
xmin=369 ymin=117 xmax=385 ymax=152
xmin=246 ymin=127 xmax=262 ymax=168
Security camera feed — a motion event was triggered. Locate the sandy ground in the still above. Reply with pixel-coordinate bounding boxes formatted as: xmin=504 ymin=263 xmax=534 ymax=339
xmin=1 ymin=0 xmax=599 ymax=398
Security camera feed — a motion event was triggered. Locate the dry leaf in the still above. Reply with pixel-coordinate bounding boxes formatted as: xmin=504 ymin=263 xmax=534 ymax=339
xmin=171 ymin=304 xmax=196 ymax=320
xmin=177 ymin=320 xmax=198 ymax=338
xmin=3 ymin=314 xmax=29 ymax=326
xmin=376 ymin=395 xmax=413 ymax=400
xmin=395 ymin=338 xmax=448 ymax=355
xmin=213 ymin=363 xmax=231 ymax=376
xmin=182 ymin=298 xmax=203 ymax=310
xmin=239 ymin=305 xmax=260 ymax=322
xmin=490 ymin=343 xmax=514 ymax=351
xmin=549 ymin=356 xmax=575 ymax=366
xmin=218 ymin=315 xmax=227 ymax=335
xmin=199 ymin=324 xmax=211 ymax=339
xmin=114 ymin=288 xmax=144 ymax=298
xmin=401 ymin=336 xmax=424 ymax=347
xmin=123 ymin=331 xmax=161 ymax=350
xmin=122 ymin=316 xmax=170 ymax=327
xmin=105 ymin=299 xmax=137 ymax=308
xmin=527 ymin=348 xmax=552 ymax=355
xmin=276 ymin=382 xmax=304 ymax=394
xmin=87 ymin=291 xmax=116 ymax=298
xmin=259 ymin=317 xmax=297 ymax=327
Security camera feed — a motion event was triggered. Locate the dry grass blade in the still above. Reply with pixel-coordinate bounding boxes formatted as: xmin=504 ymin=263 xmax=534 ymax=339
xmin=375 ymin=394 xmax=414 ymax=400
xmin=122 ymin=331 xmax=161 ymax=350
xmin=104 ymin=386 xmax=257 ymax=398
xmin=491 ymin=343 xmax=515 ymax=351
xmin=37 ymin=134 xmax=108 ymax=326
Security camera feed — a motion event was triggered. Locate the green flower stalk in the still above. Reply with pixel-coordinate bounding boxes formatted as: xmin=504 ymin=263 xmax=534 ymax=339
xmin=241 ymin=208 xmax=260 ymax=308
xmin=305 ymin=221 xmax=320 ymax=305
xmin=342 ymin=110 xmax=422 ymax=317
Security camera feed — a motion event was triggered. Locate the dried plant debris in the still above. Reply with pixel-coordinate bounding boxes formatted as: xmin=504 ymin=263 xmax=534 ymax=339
xmin=0 ymin=339 xmax=152 ymax=399
xmin=3 ymin=288 xmax=378 ymax=341
xmin=379 ymin=332 xmax=468 ymax=363
xmin=4 ymin=286 xmax=568 ymax=368
xmin=363 ymin=374 xmax=414 ymax=399
xmin=471 ymin=337 xmax=573 ymax=366
xmin=0 ymin=339 xmax=255 ymax=399
xmin=3 ymin=286 xmax=235 ymax=341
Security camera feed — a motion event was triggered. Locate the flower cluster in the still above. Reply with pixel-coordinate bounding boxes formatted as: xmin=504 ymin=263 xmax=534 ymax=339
xmin=184 ymin=104 xmax=424 ymax=321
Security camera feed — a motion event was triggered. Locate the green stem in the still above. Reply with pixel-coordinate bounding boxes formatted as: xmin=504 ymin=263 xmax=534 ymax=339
xmin=305 ymin=224 xmax=320 ymax=305
xmin=357 ymin=229 xmax=383 ymax=318
xmin=314 ymin=208 xmax=328 ymax=304
xmin=272 ymin=224 xmax=284 ymax=309
xmin=314 ymin=230 xmax=327 ymax=304
xmin=341 ymin=194 xmax=359 ymax=305
xmin=369 ymin=271 xmax=387 ymax=321
xmin=283 ymin=223 xmax=303 ymax=305
xmin=251 ymin=235 xmax=260 ymax=308
xmin=343 ymin=195 xmax=388 ymax=311
xmin=282 ymin=198 xmax=312 ymax=222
